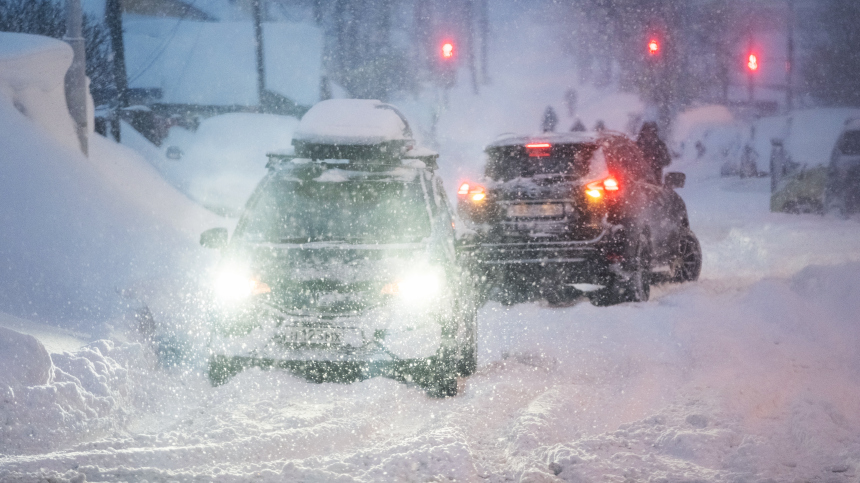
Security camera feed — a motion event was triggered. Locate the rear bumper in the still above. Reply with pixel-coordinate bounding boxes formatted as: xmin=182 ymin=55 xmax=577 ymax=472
xmin=460 ymin=231 xmax=617 ymax=284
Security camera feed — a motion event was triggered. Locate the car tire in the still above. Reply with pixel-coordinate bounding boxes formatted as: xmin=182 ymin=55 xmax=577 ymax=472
xmin=426 ymin=348 xmax=459 ymax=398
xmin=208 ymin=355 xmax=243 ymax=386
xmin=671 ymin=229 xmax=702 ymax=283
xmin=590 ymin=228 xmax=652 ymax=306
xmin=543 ymin=285 xmax=581 ymax=306
xmin=459 ymin=309 xmax=478 ymax=377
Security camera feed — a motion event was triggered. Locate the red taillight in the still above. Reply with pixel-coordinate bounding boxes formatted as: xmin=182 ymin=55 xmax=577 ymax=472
xmin=585 ymin=177 xmax=620 ymax=198
xmin=526 ymin=143 xmax=552 ymax=158
xmin=603 ymin=178 xmax=619 ymax=190
xmin=458 ymin=182 xmax=486 ymax=202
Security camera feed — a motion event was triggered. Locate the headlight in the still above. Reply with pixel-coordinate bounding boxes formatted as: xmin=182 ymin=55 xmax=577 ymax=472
xmin=213 ymin=264 xmax=270 ymax=301
xmin=381 ymin=271 xmax=443 ymax=303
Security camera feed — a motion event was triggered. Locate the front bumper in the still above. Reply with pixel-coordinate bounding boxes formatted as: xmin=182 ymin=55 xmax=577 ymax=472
xmin=208 ymin=301 xmax=446 ymax=363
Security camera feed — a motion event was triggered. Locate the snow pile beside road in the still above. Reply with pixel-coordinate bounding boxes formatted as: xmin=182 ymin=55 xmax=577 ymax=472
xmin=672 ymin=106 xmax=860 ymax=177
xmin=0 ymin=32 xmax=85 ymax=152
xmin=0 ymin=328 xmax=143 ymax=456
xmin=155 ymin=112 xmax=299 ymax=215
xmin=0 ymin=31 xmax=222 ymax=328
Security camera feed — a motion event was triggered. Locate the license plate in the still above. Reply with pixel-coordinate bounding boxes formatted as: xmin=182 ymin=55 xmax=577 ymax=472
xmin=507 ymin=203 xmax=564 ymax=218
xmin=276 ymin=326 xmax=363 ymax=347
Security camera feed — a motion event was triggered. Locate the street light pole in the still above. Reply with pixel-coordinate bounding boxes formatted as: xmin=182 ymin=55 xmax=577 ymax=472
xmin=786 ymin=0 xmax=794 ymax=112
xmin=64 ymin=0 xmax=88 ymax=155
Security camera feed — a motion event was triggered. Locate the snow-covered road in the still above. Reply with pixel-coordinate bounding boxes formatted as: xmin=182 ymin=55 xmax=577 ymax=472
xmin=4 ymin=3 xmax=860 ymax=481
xmin=4 ymin=172 xmax=860 ymax=482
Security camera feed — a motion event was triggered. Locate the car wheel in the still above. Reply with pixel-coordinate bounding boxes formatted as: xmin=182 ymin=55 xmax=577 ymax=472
xmin=459 ymin=309 xmax=478 ymax=377
xmin=208 ymin=355 xmax=243 ymax=386
xmin=590 ymin=229 xmax=652 ymax=306
xmin=543 ymin=285 xmax=581 ymax=306
xmin=671 ymin=229 xmax=702 ymax=283
xmin=426 ymin=348 xmax=459 ymax=398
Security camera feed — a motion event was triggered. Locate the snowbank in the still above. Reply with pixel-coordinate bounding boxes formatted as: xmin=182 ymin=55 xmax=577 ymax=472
xmin=154 ymin=113 xmax=299 ymax=215
xmin=0 ymin=327 xmax=53 ymax=388
xmin=0 ymin=330 xmax=139 ymax=456
xmin=672 ymin=106 xmax=860 ymax=177
xmin=0 ymin=32 xmax=222 ymax=328
xmin=0 ymin=32 xmax=81 ymax=152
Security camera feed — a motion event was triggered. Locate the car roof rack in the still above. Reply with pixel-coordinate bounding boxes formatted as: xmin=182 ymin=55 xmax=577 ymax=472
xmin=265 ymin=146 xmax=439 ymax=171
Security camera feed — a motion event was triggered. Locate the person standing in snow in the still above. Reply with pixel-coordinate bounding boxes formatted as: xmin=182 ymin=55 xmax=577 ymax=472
xmin=542 ymin=106 xmax=559 ymax=132
xmin=636 ymin=121 xmax=671 ymax=184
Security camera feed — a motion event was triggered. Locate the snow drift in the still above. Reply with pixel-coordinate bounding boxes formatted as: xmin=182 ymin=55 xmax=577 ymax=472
xmin=0 ymin=32 xmax=221 ymax=329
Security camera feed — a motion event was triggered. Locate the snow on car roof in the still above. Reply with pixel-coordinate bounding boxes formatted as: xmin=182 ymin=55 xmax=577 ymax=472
xmin=293 ymin=99 xmax=414 ymax=146
xmin=486 ymin=131 xmax=599 ymax=149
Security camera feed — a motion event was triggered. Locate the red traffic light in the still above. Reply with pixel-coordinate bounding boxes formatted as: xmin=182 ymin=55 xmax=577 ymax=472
xmin=441 ymin=41 xmax=454 ymax=59
xmin=648 ymin=39 xmax=659 ymax=55
xmin=747 ymin=53 xmax=758 ymax=71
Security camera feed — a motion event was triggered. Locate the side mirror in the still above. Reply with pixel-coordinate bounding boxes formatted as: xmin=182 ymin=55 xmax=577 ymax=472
xmin=200 ymin=227 xmax=228 ymax=249
xmin=664 ymin=172 xmax=686 ymax=190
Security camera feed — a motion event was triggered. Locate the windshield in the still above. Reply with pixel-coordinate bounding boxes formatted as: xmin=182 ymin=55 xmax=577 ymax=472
xmin=485 ymin=143 xmax=596 ymax=181
xmin=236 ymin=174 xmax=432 ymax=244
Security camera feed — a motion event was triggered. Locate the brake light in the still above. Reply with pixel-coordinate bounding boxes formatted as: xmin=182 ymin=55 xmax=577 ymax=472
xmin=526 ymin=143 xmax=551 ymax=158
xmin=469 ymin=186 xmax=486 ymax=201
xmin=585 ymin=177 xmax=620 ymax=198
xmin=458 ymin=182 xmax=486 ymax=202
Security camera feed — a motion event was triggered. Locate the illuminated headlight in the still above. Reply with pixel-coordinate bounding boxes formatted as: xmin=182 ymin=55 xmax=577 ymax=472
xmin=381 ymin=271 xmax=444 ymax=303
xmin=213 ymin=264 xmax=270 ymax=301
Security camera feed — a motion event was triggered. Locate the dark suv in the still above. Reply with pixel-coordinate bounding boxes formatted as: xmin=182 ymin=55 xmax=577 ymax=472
xmin=457 ymin=131 xmax=701 ymax=306
xmin=199 ymin=100 xmax=476 ymax=396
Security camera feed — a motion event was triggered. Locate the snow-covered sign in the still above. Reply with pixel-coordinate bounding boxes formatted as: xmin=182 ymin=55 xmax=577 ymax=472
xmin=124 ymin=18 xmax=323 ymax=107
xmin=293 ymin=99 xmax=414 ymax=146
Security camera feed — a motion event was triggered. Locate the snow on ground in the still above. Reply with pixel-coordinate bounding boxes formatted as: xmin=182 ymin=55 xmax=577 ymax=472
xmin=0 ymin=32 xmax=222 ymax=331
xmin=149 ymin=113 xmax=299 ymax=215
xmin=4 ymin=4 xmax=860 ymax=482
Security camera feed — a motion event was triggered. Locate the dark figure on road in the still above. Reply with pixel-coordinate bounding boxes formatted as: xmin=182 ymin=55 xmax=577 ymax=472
xmin=636 ymin=121 xmax=671 ymax=184
xmin=542 ymin=106 xmax=558 ymax=132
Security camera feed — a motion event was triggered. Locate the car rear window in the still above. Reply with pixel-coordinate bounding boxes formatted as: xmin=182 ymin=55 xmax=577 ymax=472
xmin=236 ymin=175 xmax=432 ymax=244
xmin=839 ymin=130 xmax=860 ymax=155
xmin=484 ymin=143 xmax=597 ymax=181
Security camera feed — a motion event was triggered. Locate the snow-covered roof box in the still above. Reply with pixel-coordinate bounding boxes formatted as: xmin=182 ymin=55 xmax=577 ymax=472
xmin=293 ymin=99 xmax=414 ymax=146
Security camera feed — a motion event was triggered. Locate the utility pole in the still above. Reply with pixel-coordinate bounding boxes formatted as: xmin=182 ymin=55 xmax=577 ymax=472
xmin=64 ymin=0 xmax=88 ymax=155
xmin=105 ymin=0 xmax=128 ymax=141
xmin=252 ymin=0 xmax=266 ymax=109
xmin=786 ymin=0 xmax=794 ymax=112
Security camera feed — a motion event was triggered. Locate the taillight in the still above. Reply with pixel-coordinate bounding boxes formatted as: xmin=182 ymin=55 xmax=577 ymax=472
xmin=458 ymin=182 xmax=486 ymax=202
xmin=526 ymin=143 xmax=551 ymax=158
xmin=585 ymin=177 xmax=620 ymax=198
